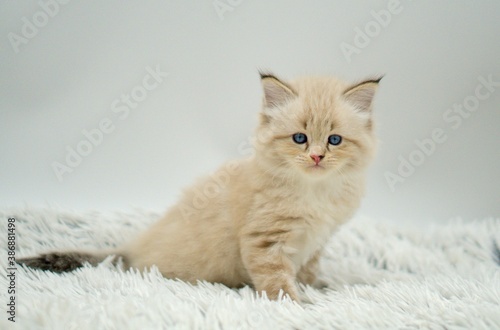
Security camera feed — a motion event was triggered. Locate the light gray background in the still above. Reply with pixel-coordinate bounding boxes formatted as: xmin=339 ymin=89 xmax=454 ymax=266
xmin=1 ymin=1 xmax=499 ymax=226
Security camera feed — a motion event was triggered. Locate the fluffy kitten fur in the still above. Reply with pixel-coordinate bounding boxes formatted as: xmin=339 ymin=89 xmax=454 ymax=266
xmin=19 ymin=72 xmax=381 ymax=302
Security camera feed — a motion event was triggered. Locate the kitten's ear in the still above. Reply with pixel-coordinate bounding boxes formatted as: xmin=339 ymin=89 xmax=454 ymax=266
xmin=343 ymin=77 xmax=383 ymax=113
xmin=260 ymin=72 xmax=297 ymax=108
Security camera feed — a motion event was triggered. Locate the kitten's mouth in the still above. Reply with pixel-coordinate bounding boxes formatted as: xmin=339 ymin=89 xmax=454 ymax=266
xmin=307 ymin=164 xmax=325 ymax=171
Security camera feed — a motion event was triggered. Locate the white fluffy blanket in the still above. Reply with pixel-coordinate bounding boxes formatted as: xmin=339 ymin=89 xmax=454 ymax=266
xmin=1 ymin=208 xmax=499 ymax=329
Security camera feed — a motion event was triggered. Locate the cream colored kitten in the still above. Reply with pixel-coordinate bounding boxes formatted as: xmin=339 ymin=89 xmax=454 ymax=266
xmin=19 ymin=72 xmax=381 ymax=301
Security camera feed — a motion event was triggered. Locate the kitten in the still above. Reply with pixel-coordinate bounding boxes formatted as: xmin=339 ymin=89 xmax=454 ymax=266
xmin=18 ymin=72 xmax=381 ymax=302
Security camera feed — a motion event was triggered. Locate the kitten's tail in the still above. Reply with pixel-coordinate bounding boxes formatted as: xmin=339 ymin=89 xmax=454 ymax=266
xmin=17 ymin=249 xmax=127 ymax=273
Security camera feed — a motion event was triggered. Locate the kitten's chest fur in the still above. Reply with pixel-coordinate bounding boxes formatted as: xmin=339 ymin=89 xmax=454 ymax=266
xmin=271 ymin=176 xmax=364 ymax=268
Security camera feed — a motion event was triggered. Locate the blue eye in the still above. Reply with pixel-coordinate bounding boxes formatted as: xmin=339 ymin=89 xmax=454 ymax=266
xmin=328 ymin=134 xmax=342 ymax=145
xmin=292 ymin=133 xmax=307 ymax=144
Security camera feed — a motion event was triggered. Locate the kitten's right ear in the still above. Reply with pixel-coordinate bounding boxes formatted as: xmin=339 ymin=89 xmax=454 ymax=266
xmin=260 ymin=72 xmax=297 ymax=109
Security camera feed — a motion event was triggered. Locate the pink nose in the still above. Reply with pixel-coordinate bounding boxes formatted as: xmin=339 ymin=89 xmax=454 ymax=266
xmin=310 ymin=154 xmax=324 ymax=165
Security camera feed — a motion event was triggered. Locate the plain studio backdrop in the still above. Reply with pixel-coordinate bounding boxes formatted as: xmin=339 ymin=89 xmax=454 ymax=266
xmin=1 ymin=1 xmax=499 ymax=226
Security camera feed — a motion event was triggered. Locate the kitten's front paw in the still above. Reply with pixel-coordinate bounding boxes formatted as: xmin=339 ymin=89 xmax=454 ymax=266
xmin=259 ymin=287 xmax=301 ymax=303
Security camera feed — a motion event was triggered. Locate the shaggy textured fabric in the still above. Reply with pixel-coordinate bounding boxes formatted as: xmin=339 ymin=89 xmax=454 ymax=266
xmin=0 ymin=207 xmax=499 ymax=329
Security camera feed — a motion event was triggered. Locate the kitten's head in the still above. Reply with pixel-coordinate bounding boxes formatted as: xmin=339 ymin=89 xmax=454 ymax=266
xmin=254 ymin=72 xmax=381 ymax=180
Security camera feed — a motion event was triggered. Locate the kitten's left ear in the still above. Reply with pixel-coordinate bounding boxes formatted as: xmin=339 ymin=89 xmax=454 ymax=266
xmin=343 ymin=77 xmax=383 ymax=113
